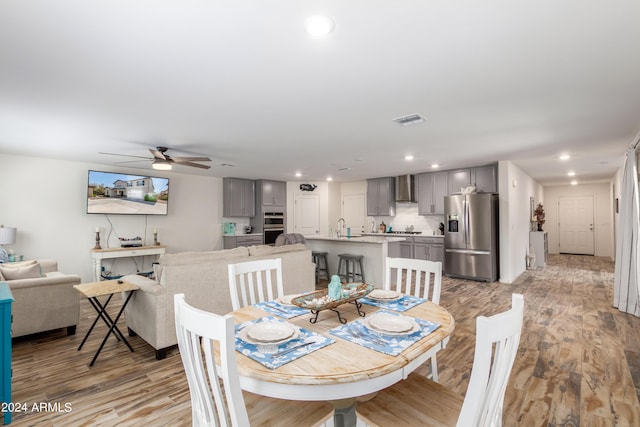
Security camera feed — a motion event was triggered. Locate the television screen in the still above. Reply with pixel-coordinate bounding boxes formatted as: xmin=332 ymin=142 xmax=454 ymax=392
xmin=87 ymin=170 xmax=170 ymax=215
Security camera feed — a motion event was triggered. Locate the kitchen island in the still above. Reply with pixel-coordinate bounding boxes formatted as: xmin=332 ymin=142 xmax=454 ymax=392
xmin=305 ymin=235 xmax=406 ymax=287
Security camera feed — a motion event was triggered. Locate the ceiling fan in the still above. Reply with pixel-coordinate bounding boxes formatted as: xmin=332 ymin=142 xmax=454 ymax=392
xmin=100 ymin=146 xmax=212 ymax=170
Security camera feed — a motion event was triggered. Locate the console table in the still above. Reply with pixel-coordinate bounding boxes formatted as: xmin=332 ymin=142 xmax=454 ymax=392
xmin=91 ymin=245 xmax=166 ymax=281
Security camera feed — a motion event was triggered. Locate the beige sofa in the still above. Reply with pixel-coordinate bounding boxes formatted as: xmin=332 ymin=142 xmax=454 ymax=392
xmin=0 ymin=259 xmax=81 ymax=338
xmin=122 ymin=244 xmax=315 ymax=359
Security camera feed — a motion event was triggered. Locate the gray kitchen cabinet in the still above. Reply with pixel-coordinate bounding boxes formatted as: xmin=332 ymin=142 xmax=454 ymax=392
xmin=413 ymin=237 xmax=445 ymax=263
xmin=472 ymin=164 xmax=498 ymax=193
xmin=399 ymin=241 xmax=413 ymax=259
xmin=447 ymin=164 xmax=498 ymax=194
xmin=447 ymin=169 xmax=471 ymax=194
xmin=223 ymin=234 xmax=263 ymax=249
xmin=429 ymin=242 xmax=445 ymax=263
xmin=417 ymin=172 xmax=448 ymax=215
xmin=367 ymin=177 xmax=395 ymax=216
xmin=256 ymin=179 xmax=286 ymax=209
xmin=223 ymin=178 xmax=256 ymax=217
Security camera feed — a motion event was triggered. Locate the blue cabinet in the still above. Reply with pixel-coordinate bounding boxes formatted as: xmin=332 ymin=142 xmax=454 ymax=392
xmin=0 ymin=283 xmax=12 ymax=425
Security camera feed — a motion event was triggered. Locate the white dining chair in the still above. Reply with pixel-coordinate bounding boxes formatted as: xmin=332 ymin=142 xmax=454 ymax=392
xmin=356 ymin=293 xmax=524 ymax=427
xmin=385 ymin=257 xmax=443 ymax=380
xmin=174 ymin=293 xmax=335 ymax=427
xmin=228 ymin=258 xmax=285 ymax=311
xmin=384 ymin=257 xmax=442 ymax=304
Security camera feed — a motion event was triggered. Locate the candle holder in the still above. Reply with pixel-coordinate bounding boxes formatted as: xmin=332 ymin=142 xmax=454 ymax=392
xmin=94 ymin=231 xmax=102 ymax=249
xmin=153 ymin=231 xmax=160 ymax=246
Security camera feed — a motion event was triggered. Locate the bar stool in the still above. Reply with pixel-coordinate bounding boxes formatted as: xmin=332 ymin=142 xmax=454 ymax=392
xmin=312 ymin=251 xmax=330 ymax=284
xmin=337 ymin=253 xmax=365 ymax=283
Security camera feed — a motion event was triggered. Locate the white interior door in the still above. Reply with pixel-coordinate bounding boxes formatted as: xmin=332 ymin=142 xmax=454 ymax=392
xmin=559 ymin=196 xmax=595 ymax=255
xmin=294 ymin=194 xmax=320 ymax=235
xmin=342 ymin=194 xmax=366 ymax=236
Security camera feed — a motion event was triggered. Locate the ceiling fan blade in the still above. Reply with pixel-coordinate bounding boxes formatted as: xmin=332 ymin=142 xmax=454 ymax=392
xmin=149 ymin=148 xmax=167 ymax=160
xmin=99 ymin=151 xmax=152 ymax=160
xmin=177 ymin=161 xmax=211 ymax=169
xmin=172 ymin=156 xmax=212 ymax=162
xmin=113 ymin=160 xmax=151 ymax=165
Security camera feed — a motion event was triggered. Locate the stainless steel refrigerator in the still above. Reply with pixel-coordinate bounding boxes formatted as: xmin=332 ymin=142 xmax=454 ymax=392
xmin=444 ymin=193 xmax=499 ymax=282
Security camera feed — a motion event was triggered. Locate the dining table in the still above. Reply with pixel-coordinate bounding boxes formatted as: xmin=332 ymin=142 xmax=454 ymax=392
xmin=229 ymin=291 xmax=455 ymax=427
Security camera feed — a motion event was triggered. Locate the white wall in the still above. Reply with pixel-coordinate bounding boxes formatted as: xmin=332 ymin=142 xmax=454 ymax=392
xmin=544 ymin=183 xmax=614 ymax=258
xmin=498 ymin=161 xmax=544 ymax=283
xmin=0 ymin=153 xmax=223 ymax=282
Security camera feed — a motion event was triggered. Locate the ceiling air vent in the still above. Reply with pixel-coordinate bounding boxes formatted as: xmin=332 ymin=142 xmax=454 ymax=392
xmin=392 ymin=114 xmax=426 ymax=126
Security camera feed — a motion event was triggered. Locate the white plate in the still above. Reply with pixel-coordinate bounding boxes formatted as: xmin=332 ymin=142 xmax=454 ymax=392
xmin=238 ymin=326 xmax=300 ymax=348
xmin=368 ymin=289 xmax=402 ymax=301
xmin=277 ymin=294 xmax=300 ymax=306
xmin=365 ymin=313 xmax=419 ymax=336
xmin=246 ymin=321 xmax=297 ymax=343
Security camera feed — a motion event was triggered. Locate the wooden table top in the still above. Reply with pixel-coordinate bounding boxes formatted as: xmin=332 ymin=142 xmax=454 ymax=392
xmin=231 ymin=300 xmax=455 ymax=390
xmin=74 ymin=279 xmax=139 ymax=298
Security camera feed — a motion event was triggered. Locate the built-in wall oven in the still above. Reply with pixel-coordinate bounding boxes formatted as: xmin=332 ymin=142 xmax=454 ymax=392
xmin=263 ymin=212 xmax=284 ymax=245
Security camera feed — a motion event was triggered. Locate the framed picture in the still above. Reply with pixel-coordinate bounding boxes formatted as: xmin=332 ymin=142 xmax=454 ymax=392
xmin=530 ymin=197 xmax=535 ymax=219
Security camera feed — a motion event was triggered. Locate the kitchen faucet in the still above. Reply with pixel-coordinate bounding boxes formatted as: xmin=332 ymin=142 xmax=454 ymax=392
xmin=337 ymin=218 xmax=346 ymax=238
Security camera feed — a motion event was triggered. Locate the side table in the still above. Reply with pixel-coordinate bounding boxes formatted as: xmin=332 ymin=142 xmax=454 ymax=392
xmin=74 ymin=280 xmax=139 ymax=366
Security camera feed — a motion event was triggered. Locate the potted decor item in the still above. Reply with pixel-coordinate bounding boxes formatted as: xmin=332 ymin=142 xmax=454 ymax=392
xmin=533 ymin=203 xmax=546 ymax=231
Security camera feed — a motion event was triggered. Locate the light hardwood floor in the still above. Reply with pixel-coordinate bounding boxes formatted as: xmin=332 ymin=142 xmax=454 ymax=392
xmin=10 ymin=254 xmax=640 ymax=426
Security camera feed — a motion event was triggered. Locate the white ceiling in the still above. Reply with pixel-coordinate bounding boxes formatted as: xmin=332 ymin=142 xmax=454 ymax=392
xmin=1 ymin=1 xmax=639 ymax=186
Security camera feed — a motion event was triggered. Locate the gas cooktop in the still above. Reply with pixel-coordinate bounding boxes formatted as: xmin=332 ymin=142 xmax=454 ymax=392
xmin=386 ymin=231 xmax=422 ymax=235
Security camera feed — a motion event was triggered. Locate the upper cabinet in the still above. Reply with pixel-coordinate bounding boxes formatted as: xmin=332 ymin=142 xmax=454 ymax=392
xmin=472 ymin=164 xmax=498 ymax=193
xmin=447 ymin=164 xmax=498 ymax=194
xmin=447 ymin=169 xmax=471 ymax=195
xmin=256 ymin=180 xmax=286 ymax=210
xmin=416 ymin=172 xmax=448 ymax=215
xmin=223 ymin=178 xmax=256 ymax=217
xmin=367 ymin=177 xmax=395 ymax=216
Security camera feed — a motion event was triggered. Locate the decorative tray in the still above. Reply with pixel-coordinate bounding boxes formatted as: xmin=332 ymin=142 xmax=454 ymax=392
xmin=292 ymin=283 xmax=374 ymax=323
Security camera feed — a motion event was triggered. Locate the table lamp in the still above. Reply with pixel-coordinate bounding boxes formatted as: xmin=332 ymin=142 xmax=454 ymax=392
xmin=0 ymin=226 xmax=17 ymax=263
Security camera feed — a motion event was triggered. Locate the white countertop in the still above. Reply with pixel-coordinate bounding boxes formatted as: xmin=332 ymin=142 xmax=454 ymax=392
xmin=305 ymin=235 xmax=406 ymax=244
xmin=223 ymin=233 xmax=263 ymax=237
xmin=362 ymin=232 xmax=444 ymax=238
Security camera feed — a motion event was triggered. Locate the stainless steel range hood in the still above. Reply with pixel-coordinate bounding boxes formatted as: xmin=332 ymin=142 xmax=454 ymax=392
xmin=395 ymin=175 xmax=416 ymax=202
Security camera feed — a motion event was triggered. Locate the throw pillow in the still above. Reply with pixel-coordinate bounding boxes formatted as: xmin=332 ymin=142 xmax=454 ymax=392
xmin=0 ymin=259 xmax=37 ymax=269
xmin=0 ymin=262 xmax=42 ymax=280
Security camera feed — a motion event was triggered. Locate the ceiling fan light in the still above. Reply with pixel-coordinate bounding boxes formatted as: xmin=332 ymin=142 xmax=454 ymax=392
xmin=152 ymin=160 xmax=172 ymax=170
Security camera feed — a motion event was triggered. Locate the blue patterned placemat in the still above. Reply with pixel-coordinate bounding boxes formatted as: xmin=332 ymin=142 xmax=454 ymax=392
xmin=360 ymin=294 xmax=426 ymax=312
xmin=329 ymin=310 xmax=440 ymax=356
xmin=235 ymin=316 xmax=335 ymax=369
xmin=255 ymin=301 xmax=309 ymax=319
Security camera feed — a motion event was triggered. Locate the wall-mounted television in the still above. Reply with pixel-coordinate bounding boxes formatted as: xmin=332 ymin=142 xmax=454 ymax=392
xmin=87 ymin=170 xmax=170 ymax=215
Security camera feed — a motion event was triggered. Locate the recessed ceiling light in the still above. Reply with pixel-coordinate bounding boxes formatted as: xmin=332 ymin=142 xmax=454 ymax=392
xmin=405 ymin=155 xmax=414 ymax=161
xmin=431 ymin=163 xmax=439 ymax=169
xmin=567 ymin=171 xmax=576 ymax=177
xmin=326 ymin=176 xmax=333 ymax=181
xmin=571 ymin=180 xmax=578 ymax=185
xmin=295 ymin=172 xmax=302 ymax=177
xmin=560 ymin=154 xmax=571 ymax=161
xmin=304 ymin=15 xmax=334 ymax=37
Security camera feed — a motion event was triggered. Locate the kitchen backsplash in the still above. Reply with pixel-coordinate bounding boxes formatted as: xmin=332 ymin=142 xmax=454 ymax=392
xmin=372 ymin=203 xmax=443 ymax=234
